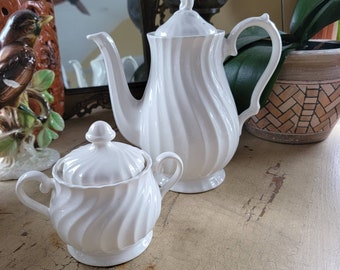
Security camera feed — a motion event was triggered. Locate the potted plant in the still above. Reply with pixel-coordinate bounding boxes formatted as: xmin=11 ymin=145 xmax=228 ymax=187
xmin=224 ymin=0 xmax=340 ymax=143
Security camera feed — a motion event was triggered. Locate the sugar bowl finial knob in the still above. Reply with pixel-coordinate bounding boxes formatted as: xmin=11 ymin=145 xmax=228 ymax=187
xmin=85 ymin=120 xmax=116 ymax=144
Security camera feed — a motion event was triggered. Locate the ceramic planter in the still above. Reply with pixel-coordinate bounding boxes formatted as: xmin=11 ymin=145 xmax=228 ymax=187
xmin=245 ymin=42 xmax=340 ymax=144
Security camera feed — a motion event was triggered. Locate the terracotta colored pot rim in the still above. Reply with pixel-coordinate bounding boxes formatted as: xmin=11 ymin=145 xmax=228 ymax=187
xmin=279 ymin=41 xmax=340 ymax=81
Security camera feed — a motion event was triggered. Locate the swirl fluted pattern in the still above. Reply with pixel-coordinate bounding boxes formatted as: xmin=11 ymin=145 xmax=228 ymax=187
xmin=141 ymin=32 xmax=240 ymax=181
xmin=59 ymin=143 xmax=145 ymax=186
xmin=49 ymin=170 xmax=161 ymax=253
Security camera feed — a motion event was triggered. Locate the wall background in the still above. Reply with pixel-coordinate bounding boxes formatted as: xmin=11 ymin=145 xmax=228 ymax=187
xmin=107 ymin=0 xmax=298 ymax=60
xmin=62 ymin=0 xmax=298 ymax=88
xmin=212 ymin=0 xmax=297 ymax=32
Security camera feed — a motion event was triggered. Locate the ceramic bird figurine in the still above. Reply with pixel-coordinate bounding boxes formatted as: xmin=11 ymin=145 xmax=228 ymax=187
xmin=0 ymin=10 xmax=52 ymax=108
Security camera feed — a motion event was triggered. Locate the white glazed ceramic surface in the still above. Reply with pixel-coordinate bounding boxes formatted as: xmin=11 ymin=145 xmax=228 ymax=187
xmin=60 ymin=121 xmax=146 ymax=186
xmin=87 ymin=0 xmax=282 ymax=193
xmin=69 ymin=54 xmax=139 ymax=88
xmin=90 ymin=54 xmax=108 ymax=86
xmin=155 ymin=0 xmax=216 ymax=37
xmin=15 ymin=122 xmax=183 ymax=267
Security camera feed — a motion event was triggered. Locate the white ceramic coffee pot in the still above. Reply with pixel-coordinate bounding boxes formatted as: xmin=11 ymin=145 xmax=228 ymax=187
xmin=15 ymin=121 xmax=183 ymax=267
xmin=87 ymin=0 xmax=282 ymax=193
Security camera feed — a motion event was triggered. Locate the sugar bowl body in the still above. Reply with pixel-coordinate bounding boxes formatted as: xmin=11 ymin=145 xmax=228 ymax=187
xmin=16 ymin=121 xmax=183 ymax=267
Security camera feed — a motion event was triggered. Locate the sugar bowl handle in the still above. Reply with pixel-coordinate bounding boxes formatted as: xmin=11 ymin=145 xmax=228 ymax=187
xmin=153 ymin=152 xmax=183 ymax=198
xmin=15 ymin=171 xmax=54 ymax=217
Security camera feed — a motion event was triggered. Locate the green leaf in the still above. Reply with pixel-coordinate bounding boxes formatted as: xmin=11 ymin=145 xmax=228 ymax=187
xmin=290 ymin=0 xmax=340 ymax=47
xmin=31 ymin=69 xmax=55 ymax=91
xmin=303 ymin=0 xmax=340 ymax=44
xmin=42 ymin=90 xmax=54 ymax=103
xmin=17 ymin=107 xmax=36 ymax=129
xmin=37 ymin=127 xmax=59 ymax=148
xmin=290 ymin=0 xmax=327 ymax=34
xmin=48 ymin=111 xmax=65 ymax=132
xmin=0 ymin=136 xmax=18 ymax=157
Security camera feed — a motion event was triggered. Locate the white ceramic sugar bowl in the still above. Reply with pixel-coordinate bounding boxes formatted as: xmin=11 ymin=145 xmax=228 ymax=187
xmin=15 ymin=121 xmax=183 ymax=267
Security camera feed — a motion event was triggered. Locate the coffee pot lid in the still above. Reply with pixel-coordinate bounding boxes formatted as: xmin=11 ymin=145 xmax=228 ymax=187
xmin=154 ymin=0 xmax=216 ymax=37
xmin=57 ymin=121 xmax=145 ymax=186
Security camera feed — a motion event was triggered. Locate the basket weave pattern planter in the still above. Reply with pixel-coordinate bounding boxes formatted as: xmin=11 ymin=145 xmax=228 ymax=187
xmin=245 ymin=45 xmax=340 ymax=144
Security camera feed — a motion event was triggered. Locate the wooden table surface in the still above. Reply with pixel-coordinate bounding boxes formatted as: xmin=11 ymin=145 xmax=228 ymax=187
xmin=1 ymin=109 xmax=339 ymax=270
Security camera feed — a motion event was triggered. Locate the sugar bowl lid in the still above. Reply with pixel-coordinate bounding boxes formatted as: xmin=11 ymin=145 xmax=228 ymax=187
xmin=57 ymin=121 xmax=145 ymax=186
xmin=154 ymin=0 xmax=216 ymax=37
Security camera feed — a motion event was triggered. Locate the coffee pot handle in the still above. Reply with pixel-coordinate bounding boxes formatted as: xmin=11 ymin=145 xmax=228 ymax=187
xmin=15 ymin=171 xmax=54 ymax=217
xmin=153 ymin=152 xmax=183 ymax=198
xmin=223 ymin=13 xmax=282 ymax=131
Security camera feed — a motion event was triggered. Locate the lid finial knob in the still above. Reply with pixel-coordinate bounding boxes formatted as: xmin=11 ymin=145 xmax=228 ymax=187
xmin=179 ymin=0 xmax=194 ymax=10
xmin=85 ymin=120 xmax=116 ymax=144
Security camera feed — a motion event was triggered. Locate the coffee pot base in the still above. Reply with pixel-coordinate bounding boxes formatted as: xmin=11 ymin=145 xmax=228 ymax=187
xmin=67 ymin=231 xmax=153 ymax=267
xmin=170 ymin=169 xmax=225 ymax=193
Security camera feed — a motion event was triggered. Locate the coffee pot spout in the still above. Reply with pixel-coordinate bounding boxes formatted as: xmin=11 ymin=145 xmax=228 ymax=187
xmin=87 ymin=32 xmax=142 ymax=146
